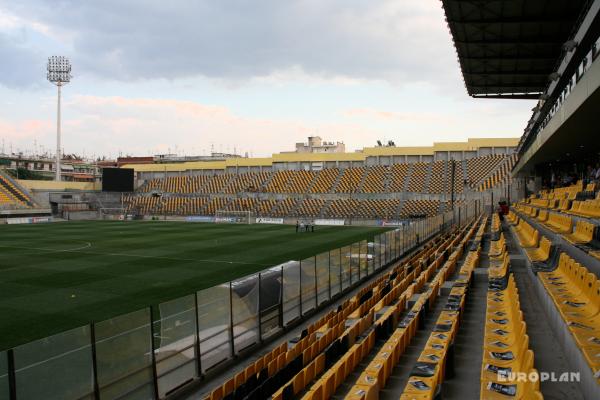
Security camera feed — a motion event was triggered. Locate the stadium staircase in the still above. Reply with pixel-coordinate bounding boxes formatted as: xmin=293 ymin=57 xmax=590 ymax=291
xmin=260 ymin=172 xmax=277 ymax=192
xmin=288 ymin=198 xmax=305 ymax=217
xmin=441 ymin=160 xmax=449 ymax=194
xmin=355 ymin=168 xmax=370 ymax=193
xmin=394 ymin=199 xmax=406 ymax=220
xmin=437 ymin=201 xmax=446 ymax=214
xmin=329 ymin=169 xmax=345 ymax=193
xmin=318 ymin=199 xmax=332 ymax=218
xmin=382 ymin=167 xmax=392 ymax=193
xmin=219 ymin=174 xmax=236 ymax=193
xmin=403 ymin=164 xmax=414 ymax=192
xmin=269 ymin=199 xmax=288 ymax=217
xmin=423 ymin=161 xmax=434 ymax=194
xmin=461 ymin=159 xmax=468 ymax=183
xmin=304 ymin=172 xmax=321 ymax=194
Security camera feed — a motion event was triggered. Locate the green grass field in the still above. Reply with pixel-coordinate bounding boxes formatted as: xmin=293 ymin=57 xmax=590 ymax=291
xmin=0 ymin=220 xmax=387 ymax=350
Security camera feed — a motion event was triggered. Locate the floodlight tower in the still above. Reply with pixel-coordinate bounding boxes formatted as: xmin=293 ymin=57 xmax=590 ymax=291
xmin=47 ymin=56 xmax=72 ymax=181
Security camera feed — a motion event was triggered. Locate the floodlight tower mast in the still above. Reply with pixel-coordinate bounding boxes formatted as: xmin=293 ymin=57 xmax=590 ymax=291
xmin=47 ymin=56 xmax=72 ymax=181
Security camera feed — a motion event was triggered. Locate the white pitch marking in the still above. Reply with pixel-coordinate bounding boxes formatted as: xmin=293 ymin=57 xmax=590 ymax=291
xmin=0 ymin=241 xmax=92 ymax=253
xmin=0 ymin=242 xmax=268 ymax=266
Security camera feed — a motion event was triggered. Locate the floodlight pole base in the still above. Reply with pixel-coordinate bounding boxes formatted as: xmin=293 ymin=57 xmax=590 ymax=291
xmin=56 ymin=82 xmax=62 ymax=182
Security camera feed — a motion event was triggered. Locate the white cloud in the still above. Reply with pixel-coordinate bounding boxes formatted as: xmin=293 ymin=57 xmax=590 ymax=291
xmin=0 ymin=1 xmax=456 ymax=87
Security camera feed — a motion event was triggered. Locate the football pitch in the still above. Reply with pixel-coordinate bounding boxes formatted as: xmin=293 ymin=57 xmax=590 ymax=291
xmin=0 ymin=220 xmax=388 ymax=350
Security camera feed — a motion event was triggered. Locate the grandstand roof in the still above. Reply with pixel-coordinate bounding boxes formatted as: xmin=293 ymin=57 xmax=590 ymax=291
xmin=442 ymin=0 xmax=591 ymax=99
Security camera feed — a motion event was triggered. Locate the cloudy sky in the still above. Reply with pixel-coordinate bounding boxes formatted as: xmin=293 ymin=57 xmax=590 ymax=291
xmin=0 ymin=0 xmax=535 ymax=159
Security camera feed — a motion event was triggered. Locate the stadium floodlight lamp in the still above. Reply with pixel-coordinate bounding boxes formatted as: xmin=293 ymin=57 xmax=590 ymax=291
xmin=47 ymin=56 xmax=72 ymax=181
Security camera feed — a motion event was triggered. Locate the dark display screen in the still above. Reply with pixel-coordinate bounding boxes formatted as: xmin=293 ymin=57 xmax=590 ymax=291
xmin=102 ymin=168 xmax=134 ymax=192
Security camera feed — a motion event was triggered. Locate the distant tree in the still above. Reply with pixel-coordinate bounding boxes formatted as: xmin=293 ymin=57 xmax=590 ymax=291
xmin=376 ymin=140 xmax=383 ymax=147
xmin=7 ymin=167 xmax=53 ymax=180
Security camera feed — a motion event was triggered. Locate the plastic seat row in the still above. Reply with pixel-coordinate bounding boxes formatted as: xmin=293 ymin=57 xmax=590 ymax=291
xmin=206 ymin=230 xmax=457 ymax=400
xmin=399 ymin=200 xmax=440 ymax=219
xmin=515 ymin=204 xmax=597 ymax=256
xmin=481 ymin=273 xmax=542 ymax=399
xmin=537 ymin=252 xmax=600 ymax=384
xmin=542 ymin=212 xmax=573 ymax=234
xmin=566 ymin=198 xmax=600 ymax=219
xmin=513 ymin=219 xmax=540 ymax=249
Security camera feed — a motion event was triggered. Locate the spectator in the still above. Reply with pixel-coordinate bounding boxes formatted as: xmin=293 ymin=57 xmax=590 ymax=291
xmin=500 ymin=201 xmax=509 ymax=215
xmin=587 ymin=165 xmax=594 ymax=183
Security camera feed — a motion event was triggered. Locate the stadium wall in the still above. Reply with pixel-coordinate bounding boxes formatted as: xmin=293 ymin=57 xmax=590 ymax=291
xmin=123 ymin=138 xmax=518 ymax=179
xmin=17 ymin=179 xmax=101 ymax=191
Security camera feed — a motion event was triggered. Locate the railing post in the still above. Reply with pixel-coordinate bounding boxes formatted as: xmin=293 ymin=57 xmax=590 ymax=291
xmin=258 ymin=272 xmax=263 ymax=344
xmin=193 ymin=292 xmax=203 ymax=376
xmin=279 ymin=266 xmax=284 ymax=328
xmin=313 ymin=258 xmax=318 ymax=308
xmin=7 ymin=349 xmax=16 ymax=400
xmin=229 ymin=282 xmax=235 ymax=357
xmin=298 ymin=262 xmax=303 ymax=316
xmin=149 ymin=306 xmax=160 ymax=400
xmin=90 ymin=323 xmax=101 ymax=400
xmin=327 ymin=253 xmax=331 ymax=300
xmin=338 ymin=249 xmax=342 ymax=290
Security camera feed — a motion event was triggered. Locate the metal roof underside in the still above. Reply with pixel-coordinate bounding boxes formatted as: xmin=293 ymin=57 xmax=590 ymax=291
xmin=442 ymin=0 xmax=589 ymax=99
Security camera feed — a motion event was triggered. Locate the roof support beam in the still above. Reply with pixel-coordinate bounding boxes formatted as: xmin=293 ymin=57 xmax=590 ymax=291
xmin=454 ymin=39 xmax=562 ymax=45
xmin=448 ymin=17 xmax=575 ymax=25
xmin=462 ymin=56 xmax=556 ymax=61
xmin=471 ymin=93 xmax=541 ymax=100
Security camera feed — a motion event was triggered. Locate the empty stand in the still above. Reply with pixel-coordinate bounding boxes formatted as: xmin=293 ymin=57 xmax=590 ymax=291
xmin=406 ymin=162 xmax=429 ymax=193
xmin=360 ymin=166 xmax=388 ymax=193
xmin=309 ymin=168 xmax=340 ymax=193
xmin=400 ymin=199 xmax=440 ymax=218
xmin=335 ymin=167 xmax=367 ymax=193
xmin=389 ymin=163 xmax=410 ymax=193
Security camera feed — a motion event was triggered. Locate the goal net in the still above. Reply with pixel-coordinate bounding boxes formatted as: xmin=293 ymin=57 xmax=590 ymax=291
xmin=215 ymin=210 xmax=255 ymax=224
xmin=99 ymin=207 xmax=127 ymax=220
